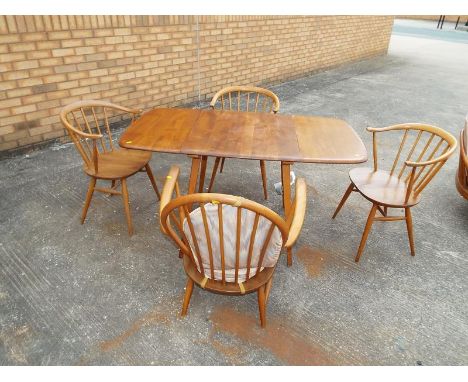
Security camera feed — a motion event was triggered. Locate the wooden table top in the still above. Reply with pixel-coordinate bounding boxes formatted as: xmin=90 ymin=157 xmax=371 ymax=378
xmin=119 ymin=108 xmax=368 ymax=164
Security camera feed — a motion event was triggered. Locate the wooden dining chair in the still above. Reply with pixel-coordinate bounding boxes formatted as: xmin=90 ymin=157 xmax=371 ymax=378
xmin=207 ymin=86 xmax=280 ymax=199
xmin=332 ymin=123 xmax=457 ymax=262
xmin=160 ymin=166 xmax=306 ymax=327
xmin=455 ymin=118 xmax=468 ymax=199
xmin=60 ymin=100 xmax=160 ymax=236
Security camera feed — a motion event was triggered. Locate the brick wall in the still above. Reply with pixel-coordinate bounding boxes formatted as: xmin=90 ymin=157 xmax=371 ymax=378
xmin=0 ymin=15 xmax=394 ymax=152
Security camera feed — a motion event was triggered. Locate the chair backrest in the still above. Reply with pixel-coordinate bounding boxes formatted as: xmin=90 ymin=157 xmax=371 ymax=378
xmin=458 ymin=119 xmax=468 ymax=189
xmin=60 ymin=100 xmax=141 ymax=171
xmin=464 ymin=117 xmax=468 ymax=156
xmin=210 ymin=86 xmax=280 ymax=114
xmin=368 ymin=123 xmax=457 ymax=199
xmin=160 ymin=166 xmax=306 ymax=285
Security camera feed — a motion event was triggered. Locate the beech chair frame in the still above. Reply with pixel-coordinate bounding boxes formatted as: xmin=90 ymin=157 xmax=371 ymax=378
xmin=60 ymin=100 xmax=160 ymax=236
xmin=455 ymin=119 xmax=468 ymax=199
xmin=208 ymin=86 xmax=280 ymax=199
xmin=160 ymin=166 xmax=306 ymax=327
xmin=332 ymin=123 xmax=457 ymax=262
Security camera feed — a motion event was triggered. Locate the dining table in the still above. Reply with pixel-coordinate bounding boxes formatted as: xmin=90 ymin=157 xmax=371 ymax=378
xmin=119 ymin=107 xmax=368 ymax=216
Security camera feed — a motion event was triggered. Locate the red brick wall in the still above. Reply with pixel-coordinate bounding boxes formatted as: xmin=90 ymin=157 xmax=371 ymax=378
xmin=0 ymin=15 xmax=394 ymax=152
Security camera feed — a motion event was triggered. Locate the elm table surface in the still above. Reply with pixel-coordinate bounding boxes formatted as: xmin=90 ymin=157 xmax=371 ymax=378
xmin=119 ymin=107 xmax=368 ymax=216
xmin=119 ymin=108 xmax=367 ymax=164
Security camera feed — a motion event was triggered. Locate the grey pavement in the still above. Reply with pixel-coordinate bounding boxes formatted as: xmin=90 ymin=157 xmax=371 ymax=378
xmin=0 ymin=21 xmax=467 ymax=365
xmin=393 ymin=18 xmax=468 ymax=44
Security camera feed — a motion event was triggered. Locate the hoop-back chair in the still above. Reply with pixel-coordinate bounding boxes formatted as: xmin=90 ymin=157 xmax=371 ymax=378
xmin=455 ymin=118 xmax=468 ymax=199
xmin=208 ymin=86 xmax=280 ymax=199
xmin=60 ymin=100 xmax=160 ymax=236
xmin=332 ymin=123 xmax=457 ymax=262
xmin=160 ymin=166 xmax=306 ymax=327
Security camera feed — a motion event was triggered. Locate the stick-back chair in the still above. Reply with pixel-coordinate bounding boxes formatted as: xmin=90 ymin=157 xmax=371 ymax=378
xmin=455 ymin=118 xmax=468 ymax=199
xmin=60 ymin=100 xmax=160 ymax=236
xmin=160 ymin=166 xmax=306 ymax=327
xmin=332 ymin=123 xmax=457 ymax=262
xmin=207 ymin=86 xmax=280 ymax=199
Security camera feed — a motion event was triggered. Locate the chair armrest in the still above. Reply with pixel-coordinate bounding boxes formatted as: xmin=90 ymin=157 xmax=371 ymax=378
xmin=284 ymin=178 xmax=307 ymax=248
xmin=461 ymin=128 xmax=468 ymax=168
xmin=160 ymin=166 xmax=181 ymax=234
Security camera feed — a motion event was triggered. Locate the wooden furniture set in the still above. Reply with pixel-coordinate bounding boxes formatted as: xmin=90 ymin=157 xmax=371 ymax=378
xmin=60 ymin=86 xmax=459 ymax=327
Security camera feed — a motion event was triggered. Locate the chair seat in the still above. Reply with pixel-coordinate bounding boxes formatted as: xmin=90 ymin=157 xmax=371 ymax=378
xmin=349 ymin=167 xmax=421 ymax=207
xmin=183 ymin=255 xmax=275 ymax=296
xmin=84 ymin=148 xmax=152 ymax=179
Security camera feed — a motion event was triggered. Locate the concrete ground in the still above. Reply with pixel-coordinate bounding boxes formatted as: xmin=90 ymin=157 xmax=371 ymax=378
xmin=0 ymin=20 xmax=467 ymax=365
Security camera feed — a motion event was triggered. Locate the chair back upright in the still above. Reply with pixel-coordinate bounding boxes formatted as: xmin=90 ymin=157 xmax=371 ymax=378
xmin=60 ymin=100 xmax=141 ymax=173
xmin=457 ymin=118 xmax=468 ymax=194
xmin=368 ymin=123 xmax=457 ymax=201
xmin=210 ymin=86 xmax=280 ymax=114
xmin=160 ymin=167 xmax=307 ymax=286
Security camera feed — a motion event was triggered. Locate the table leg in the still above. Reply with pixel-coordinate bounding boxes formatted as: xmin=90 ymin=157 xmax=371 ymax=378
xmin=280 ymin=164 xmax=284 ymax=207
xmin=198 ymin=155 xmax=208 ymax=193
xmin=188 ymin=155 xmax=201 ymax=194
xmin=281 ymin=161 xmax=293 ymax=217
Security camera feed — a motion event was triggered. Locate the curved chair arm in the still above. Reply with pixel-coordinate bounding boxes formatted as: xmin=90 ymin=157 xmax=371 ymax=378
xmin=60 ymin=100 xmax=142 ymax=139
xmin=405 ymin=149 xmax=456 ymax=167
xmin=284 ymin=178 xmax=307 ymax=248
xmin=459 ymin=128 xmax=468 ymax=168
xmin=61 ymin=99 xmax=141 ymax=117
xmin=367 ymin=124 xmax=458 ymax=168
xmin=159 ymin=165 xmax=181 ymax=235
xmin=405 ymin=128 xmax=457 ymax=167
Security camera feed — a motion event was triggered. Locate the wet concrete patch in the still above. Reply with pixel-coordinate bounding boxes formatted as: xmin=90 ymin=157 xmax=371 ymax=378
xmin=77 ymin=299 xmax=180 ymax=365
xmin=209 ymin=306 xmax=336 ymax=365
xmin=0 ymin=325 xmax=33 ymax=364
xmin=99 ymin=307 xmax=172 ymax=352
xmin=295 ymin=246 xmax=327 ymax=277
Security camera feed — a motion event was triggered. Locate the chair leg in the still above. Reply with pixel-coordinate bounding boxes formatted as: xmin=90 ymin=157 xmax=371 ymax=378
xmin=260 ymin=160 xmax=268 ymax=200
xmin=121 ymin=178 xmax=134 ymax=236
xmin=355 ymin=203 xmax=378 ymax=262
xmin=110 ymin=180 xmax=116 ymax=196
xmin=257 ymin=285 xmax=266 ymax=328
xmin=181 ymin=278 xmax=194 ymax=316
xmin=207 ymin=157 xmax=221 ymax=193
xmin=81 ymin=177 xmax=96 ymax=224
xmin=220 ymin=157 xmax=226 ymax=173
xmin=405 ymin=207 xmax=416 ymax=256
xmin=264 ymin=277 xmax=273 ymax=303
xmin=332 ymin=182 xmax=354 ymax=219
xmin=377 ymin=205 xmax=388 ymax=217
xmin=198 ymin=156 xmax=208 ymax=193
xmin=287 ymin=247 xmax=293 ymax=267
xmin=145 ymin=163 xmax=161 ymax=200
